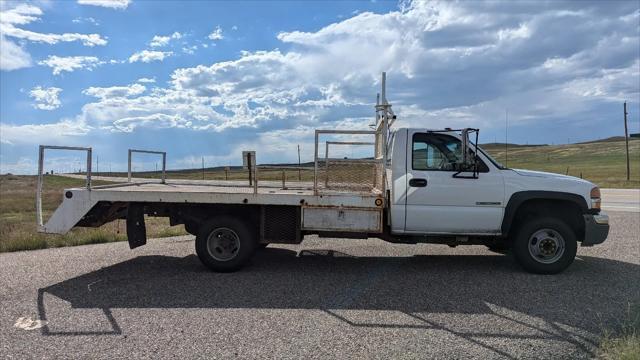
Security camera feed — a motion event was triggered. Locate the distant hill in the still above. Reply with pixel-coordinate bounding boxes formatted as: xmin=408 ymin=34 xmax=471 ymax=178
xmin=481 ymin=136 xmax=639 ymax=150
xmin=480 ymin=142 xmax=547 ymax=151
xmin=577 ymin=136 xmax=640 ymax=144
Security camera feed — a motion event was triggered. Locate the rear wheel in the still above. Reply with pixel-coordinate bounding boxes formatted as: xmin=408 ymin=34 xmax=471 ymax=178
xmin=195 ymin=216 xmax=257 ymax=272
xmin=512 ymin=217 xmax=577 ymax=274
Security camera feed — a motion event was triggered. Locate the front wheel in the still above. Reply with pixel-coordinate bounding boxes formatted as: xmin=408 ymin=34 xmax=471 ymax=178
xmin=195 ymin=216 xmax=257 ymax=272
xmin=512 ymin=217 xmax=577 ymax=274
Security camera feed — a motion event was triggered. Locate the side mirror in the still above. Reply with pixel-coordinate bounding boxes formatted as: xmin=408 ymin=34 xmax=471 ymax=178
xmin=456 ymin=128 xmax=476 ymax=170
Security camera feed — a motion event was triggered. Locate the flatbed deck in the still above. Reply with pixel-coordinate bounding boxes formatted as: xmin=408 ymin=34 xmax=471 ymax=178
xmin=42 ymin=178 xmax=384 ymax=235
xmin=84 ymin=181 xmax=383 ymax=207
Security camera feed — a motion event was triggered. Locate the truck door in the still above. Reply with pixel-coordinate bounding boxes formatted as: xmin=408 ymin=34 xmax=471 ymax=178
xmin=404 ymin=130 xmax=505 ymax=234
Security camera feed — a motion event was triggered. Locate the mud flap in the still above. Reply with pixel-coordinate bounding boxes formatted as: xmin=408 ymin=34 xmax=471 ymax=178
xmin=126 ymin=204 xmax=147 ymax=249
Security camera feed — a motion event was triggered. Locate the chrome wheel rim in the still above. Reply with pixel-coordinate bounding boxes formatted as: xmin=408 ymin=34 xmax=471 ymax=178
xmin=207 ymin=227 xmax=240 ymax=261
xmin=528 ymin=228 xmax=565 ymax=264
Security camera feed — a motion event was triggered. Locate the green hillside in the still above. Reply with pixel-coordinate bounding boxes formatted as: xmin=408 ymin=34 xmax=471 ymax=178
xmin=482 ymin=139 xmax=640 ymax=188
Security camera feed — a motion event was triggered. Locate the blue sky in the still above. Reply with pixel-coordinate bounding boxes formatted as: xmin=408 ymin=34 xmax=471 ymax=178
xmin=1 ymin=0 xmax=639 ymax=174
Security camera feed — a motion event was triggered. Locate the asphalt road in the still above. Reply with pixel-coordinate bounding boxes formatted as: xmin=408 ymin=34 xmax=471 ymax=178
xmin=602 ymin=188 xmax=640 ymax=212
xmin=1 ymin=211 xmax=639 ymax=359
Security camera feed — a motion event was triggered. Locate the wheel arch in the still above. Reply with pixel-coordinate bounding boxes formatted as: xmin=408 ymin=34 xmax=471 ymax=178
xmin=502 ymin=191 xmax=587 ymax=240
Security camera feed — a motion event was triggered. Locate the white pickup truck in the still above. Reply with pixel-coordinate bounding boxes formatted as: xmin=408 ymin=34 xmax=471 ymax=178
xmin=37 ymin=74 xmax=609 ymax=274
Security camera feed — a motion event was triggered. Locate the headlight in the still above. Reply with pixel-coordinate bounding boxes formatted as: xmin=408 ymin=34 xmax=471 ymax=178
xmin=590 ymin=187 xmax=601 ymax=209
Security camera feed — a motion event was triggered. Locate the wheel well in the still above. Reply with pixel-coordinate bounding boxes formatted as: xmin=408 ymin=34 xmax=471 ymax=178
xmin=164 ymin=203 xmax=261 ymax=235
xmin=509 ymin=199 xmax=584 ymax=241
xmin=162 ymin=203 xmax=301 ymax=244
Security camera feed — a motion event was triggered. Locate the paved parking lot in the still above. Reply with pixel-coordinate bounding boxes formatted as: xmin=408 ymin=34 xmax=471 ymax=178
xmin=1 ymin=211 xmax=638 ymax=359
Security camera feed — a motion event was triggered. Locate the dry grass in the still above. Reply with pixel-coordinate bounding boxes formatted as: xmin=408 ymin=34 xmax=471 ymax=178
xmin=598 ymin=303 xmax=640 ymax=360
xmin=484 ymin=139 xmax=640 ymax=188
xmin=0 ymin=175 xmax=186 ymax=253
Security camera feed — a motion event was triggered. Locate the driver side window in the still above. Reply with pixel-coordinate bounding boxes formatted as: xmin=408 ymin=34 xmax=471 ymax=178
xmin=412 ymin=132 xmax=489 ymax=172
xmin=412 ymin=140 xmax=447 ymax=170
xmin=412 ymin=133 xmax=463 ymax=171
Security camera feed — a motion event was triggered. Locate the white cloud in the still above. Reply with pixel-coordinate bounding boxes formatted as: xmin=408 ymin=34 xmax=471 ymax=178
xmin=129 ymin=50 xmax=172 ymax=63
xmin=137 ymin=77 xmax=156 ymax=83
xmin=77 ymin=0 xmax=131 ymax=9
xmin=113 ymin=113 xmax=190 ymax=132
xmin=207 ymin=26 xmax=223 ymax=40
xmin=82 ymin=84 xmax=146 ymax=99
xmin=1 ymin=4 xmax=107 ymax=47
xmin=29 ymin=86 xmax=62 ymax=110
xmin=0 ymin=34 xmax=31 ymax=71
xmin=149 ymin=31 xmax=182 ymax=47
xmin=0 ymin=157 xmax=36 ymax=174
xmin=182 ymin=45 xmax=197 ymax=54
xmin=38 ymin=55 xmax=103 ymax=75
xmin=0 ymin=119 xmax=91 ymax=146
xmin=72 ymin=17 xmax=100 ymax=25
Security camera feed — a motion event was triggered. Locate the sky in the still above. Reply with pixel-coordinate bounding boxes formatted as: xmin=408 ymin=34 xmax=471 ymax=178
xmin=0 ymin=0 xmax=639 ymax=174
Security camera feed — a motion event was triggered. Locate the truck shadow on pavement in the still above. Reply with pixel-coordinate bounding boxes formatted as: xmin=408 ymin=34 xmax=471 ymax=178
xmin=37 ymin=248 xmax=639 ymax=358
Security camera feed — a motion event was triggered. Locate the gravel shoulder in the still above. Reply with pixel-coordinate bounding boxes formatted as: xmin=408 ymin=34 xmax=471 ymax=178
xmin=0 ymin=212 xmax=638 ymax=359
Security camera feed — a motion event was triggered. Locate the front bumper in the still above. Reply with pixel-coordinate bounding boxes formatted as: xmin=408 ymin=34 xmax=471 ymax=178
xmin=582 ymin=213 xmax=610 ymax=246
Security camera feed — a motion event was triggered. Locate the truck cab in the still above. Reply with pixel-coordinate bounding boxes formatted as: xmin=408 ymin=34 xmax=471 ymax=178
xmin=385 ymin=127 xmax=609 ymax=273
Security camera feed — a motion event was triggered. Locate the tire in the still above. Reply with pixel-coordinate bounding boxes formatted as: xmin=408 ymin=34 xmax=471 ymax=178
xmin=512 ymin=217 xmax=577 ymax=274
xmin=195 ymin=216 xmax=257 ymax=272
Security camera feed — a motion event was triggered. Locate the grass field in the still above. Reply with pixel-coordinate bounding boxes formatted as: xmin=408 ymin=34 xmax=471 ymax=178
xmin=0 ymin=175 xmax=186 ymax=253
xmin=483 ymin=138 xmax=640 ymax=189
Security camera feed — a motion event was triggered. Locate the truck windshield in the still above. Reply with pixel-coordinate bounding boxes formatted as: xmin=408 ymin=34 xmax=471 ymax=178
xmin=476 ymin=147 xmax=508 ymax=170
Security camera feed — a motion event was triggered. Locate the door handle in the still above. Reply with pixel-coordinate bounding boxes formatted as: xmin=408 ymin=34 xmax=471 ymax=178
xmin=409 ymin=178 xmax=428 ymax=187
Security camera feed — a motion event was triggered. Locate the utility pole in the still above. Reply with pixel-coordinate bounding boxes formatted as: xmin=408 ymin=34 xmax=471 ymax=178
xmin=97 ymin=156 xmax=99 ymax=175
xmin=624 ymin=101 xmax=630 ymax=181
xmin=202 ymin=156 xmax=205 ymax=180
xmin=297 ymin=144 xmax=301 ymax=181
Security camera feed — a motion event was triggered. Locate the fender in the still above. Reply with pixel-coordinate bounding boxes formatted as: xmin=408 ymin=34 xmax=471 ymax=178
xmin=501 ymin=191 xmax=588 ymax=236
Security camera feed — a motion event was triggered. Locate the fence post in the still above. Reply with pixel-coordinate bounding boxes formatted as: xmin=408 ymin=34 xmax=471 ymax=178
xmin=282 ymin=169 xmax=286 ymax=189
xmin=86 ymin=148 xmax=92 ymax=189
xmin=253 ymin=154 xmax=258 ymax=194
xmin=162 ymin=152 xmax=166 ymax=184
xmin=247 ymin=153 xmax=253 ymax=186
